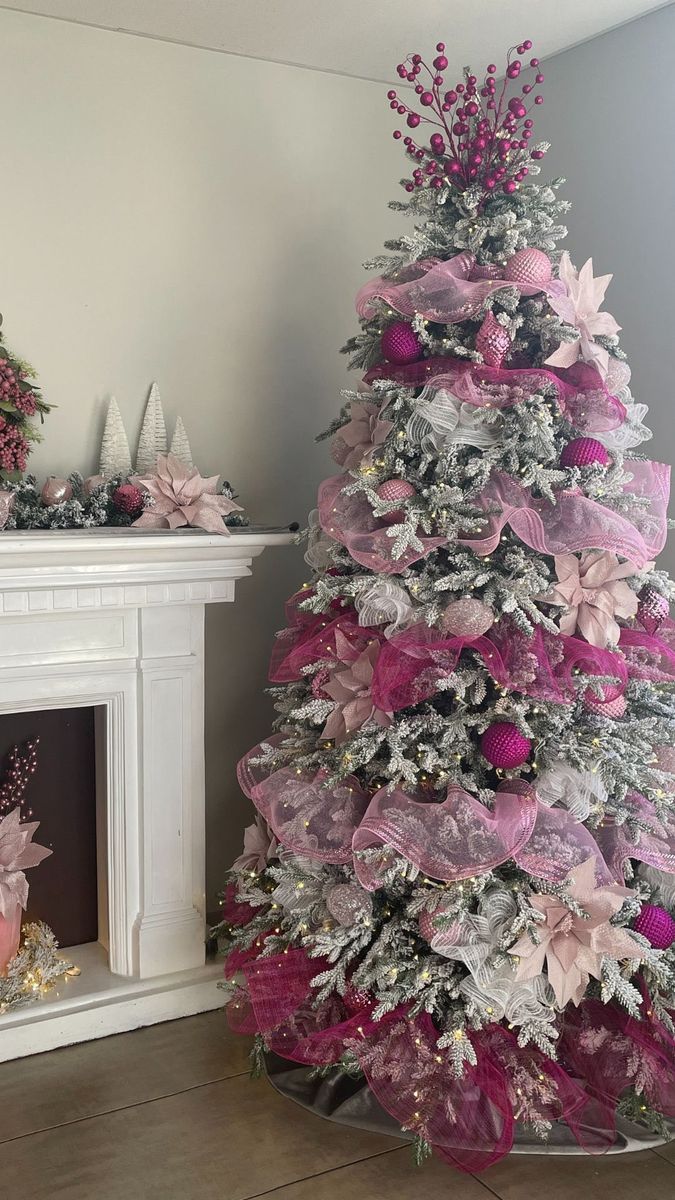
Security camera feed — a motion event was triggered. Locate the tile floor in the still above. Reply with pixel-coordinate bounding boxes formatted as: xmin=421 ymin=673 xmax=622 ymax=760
xmin=3 ymin=1011 xmax=675 ymax=1199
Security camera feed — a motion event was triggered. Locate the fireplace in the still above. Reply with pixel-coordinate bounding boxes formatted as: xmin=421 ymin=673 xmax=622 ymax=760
xmin=0 ymin=527 xmax=292 ymax=1060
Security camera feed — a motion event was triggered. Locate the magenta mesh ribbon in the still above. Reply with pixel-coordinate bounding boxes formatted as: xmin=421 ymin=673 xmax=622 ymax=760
xmin=352 ymin=781 xmax=537 ymax=890
xmin=371 ymin=622 xmax=509 ymax=711
xmin=269 ymin=609 xmax=368 ymax=684
xmin=596 ymin=792 xmax=675 ymax=880
xmin=514 ymin=802 xmax=615 ymax=884
xmin=363 ymin=358 xmax=626 ymax=434
xmin=318 ymin=472 xmax=446 ymax=573
xmin=355 ymin=252 xmax=564 ymax=325
xmin=619 ymin=626 xmax=675 ymax=684
xmin=460 ymin=464 xmax=669 ymax=568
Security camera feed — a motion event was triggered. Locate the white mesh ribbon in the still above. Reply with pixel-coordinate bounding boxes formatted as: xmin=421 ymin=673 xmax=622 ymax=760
xmin=354 ymin=577 xmax=416 ymax=638
xmin=304 ymin=508 xmax=336 ymax=570
xmin=596 ymin=401 xmax=651 ymax=452
xmin=406 ymin=387 xmax=502 ymax=452
xmin=638 ymin=863 xmax=675 ymax=908
xmin=535 ymin=760 xmax=608 ymax=823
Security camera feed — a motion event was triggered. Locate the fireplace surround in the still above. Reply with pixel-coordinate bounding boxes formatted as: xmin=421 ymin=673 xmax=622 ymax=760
xmin=0 ymin=527 xmax=292 ymax=1060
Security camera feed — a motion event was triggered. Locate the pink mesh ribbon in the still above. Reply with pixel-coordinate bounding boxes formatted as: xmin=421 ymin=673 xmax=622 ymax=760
xmin=460 ymin=464 xmax=669 ymax=569
xmin=363 ymin=358 xmax=626 ymax=434
xmin=514 ymin=803 xmax=615 ymax=884
xmin=371 ymin=622 xmax=509 ymax=711
xmin=269 ymin=609 xmax=366 ymax=684
xmin=595 ymin=792 xmax=675 ymax=879
xmin=352 ymin=781 xmax=537 ymax=890
xmin=356 ymin=252 xmax=564 ymax=325
xmin=619 ymin=626 xmax=675 ymax=684
xmin=318 ymin=473 xmax=446 ymax=573
xmin=239 ymin=741 xmax=371 ymax=864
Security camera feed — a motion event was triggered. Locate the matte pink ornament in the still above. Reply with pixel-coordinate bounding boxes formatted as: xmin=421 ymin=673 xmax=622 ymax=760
xmin=475 ymin=311 xmax=511 ymax=368
xmin=503 ymin=247 xmax=552 ymax=288
xmin=560 ymin=437 xmax=611 ymax=469
xmin=633 ymin=903 xmax=675 ymax=949
xmin=82 ymin=474 xmax=106 ymax=497
xmin=637 ymin=585 xmax=669 ymax=636
xmin=376 ymin=478 xmax=416 ymax=524
xmin=583 ymin=688 xmax=626 ymax=719
xmin=41 ymin=476 xmax=73 ymax=506
xmin=440 ymin=597 xmax=494 ymax=637
xmin=381 ymin=321 xmax=422 ymax=365
xmin=481 ymin=722 xmax=531 ymax=768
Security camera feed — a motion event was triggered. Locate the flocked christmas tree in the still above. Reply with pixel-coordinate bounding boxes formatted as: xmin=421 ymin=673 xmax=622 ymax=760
xmin=220 ymin=38 xmax=675 ymax=1170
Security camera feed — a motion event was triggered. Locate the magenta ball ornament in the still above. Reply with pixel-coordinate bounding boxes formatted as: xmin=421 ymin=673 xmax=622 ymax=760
xmin=583 ymin=688 xmax=627 ymax=719
xmin=637 ymin=585 xmax=670 ymax=636
xmin=112 ymin=483 xmax=145 ymax=518
xmin=633 ymin=903 xmax=675 ymax=949
xmin=503 ymin=247 xmax=552 ymax=288
xmin=381 ymin=321 xmax=422 ymax=365
xmin=560 ymin=437 xmax=611 ymax=469
xmin=481 ymin=722 xmax=531 ymax=769
xmin=41 ymin=476 xmax=73 ymax=507
xmin=376 ymin=478 xmax=416 ymax=524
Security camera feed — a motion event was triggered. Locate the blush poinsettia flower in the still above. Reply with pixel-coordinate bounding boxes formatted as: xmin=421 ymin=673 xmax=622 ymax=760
xmin=320 ymin=636 xmax=392 ymax=743
xmin=232 ymin=815 xmax=278 ymax=874
xmin=0 ymin=807 xmax=51 ymax=916
xmin=544 ymin=252 xmax=620 ymax=379
xmin=132 ymin=454 xmax=242 ymax=534
xmin=539 ymin=549 xmax=645 ymax=648
xmin=331 ymin=400 xmax=394 ymax=469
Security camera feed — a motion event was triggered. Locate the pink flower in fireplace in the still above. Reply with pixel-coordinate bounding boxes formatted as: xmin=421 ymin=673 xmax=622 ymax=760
xmin=132 ymin=454 xmax=243 ymax=534
xmin=0 ymin=807 xmax=52 ymax=916
xmin=321 ymin=634 xmax=392 ymax=743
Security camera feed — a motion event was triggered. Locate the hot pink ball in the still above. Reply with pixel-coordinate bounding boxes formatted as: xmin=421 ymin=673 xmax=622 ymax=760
xmin=637 ymin=585 xmax=669 ymax=636
xmin=503 ymin=247 xmax=552 ymax=288
xmin=113 ymin=483 xmax=145 ymax=517
xmin=381 ymin=321 xmax=422 ymax=365
xmin=633 ymin=903 xmax=675 ymax=949
xmin=583 ymin=688 xmax=626 ymax=719
xmin=481 ymin=722 xmax=531 ymax=769
xmin=560 ymin=437 xmax=611 ymax=469
xmin=376 ymin=478 xmax=416 ymax=524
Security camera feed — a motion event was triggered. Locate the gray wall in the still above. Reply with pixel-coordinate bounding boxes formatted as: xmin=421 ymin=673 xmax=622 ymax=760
xmin=539 ymin=3 xmax=675 ymax=582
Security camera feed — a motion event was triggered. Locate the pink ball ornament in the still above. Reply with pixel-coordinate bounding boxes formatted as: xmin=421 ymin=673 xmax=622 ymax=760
xmin=440 ymin=597 xmax=495 ymax=637
xmin=381 ymin=321 xmax=422 ymax=366
xmin=41 ymin=476 xmax=73 ymax=507
xmin=481 ymin=722 xmax=531 ymax=769
xmin=560 ymin=437 xmax=611 ymax=469
xmin=583 ymin=688 xmax=626 ymax=719
xmin=376 ymin=478 xmax=416 ymax=524
xmin=503 ymin=248 xmax=552 ymax=288
xmin=82 ymin=474 xmax=106 ymax=497
xmin=113 ymin=483 xmax=145 ymax=518
xmin=637 ymin=586 xmax=670 ymax=636
xmin=633 ymin=903 xmax=675 ymax=949
xmin=475 ymin=311 xmax=511 ymax=368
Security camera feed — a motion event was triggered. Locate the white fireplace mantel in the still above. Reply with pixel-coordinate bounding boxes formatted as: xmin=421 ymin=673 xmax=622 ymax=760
xmin=0 ymin=527 xmax=294 ymax=1061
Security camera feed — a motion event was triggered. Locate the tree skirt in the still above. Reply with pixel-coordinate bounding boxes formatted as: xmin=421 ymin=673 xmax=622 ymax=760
xmin=264 ymin=1052 xmax=672 ymax=1156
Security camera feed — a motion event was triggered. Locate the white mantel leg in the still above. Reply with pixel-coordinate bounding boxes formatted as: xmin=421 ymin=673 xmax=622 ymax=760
xmin=134 ymin=604 xmax=206 ymax=978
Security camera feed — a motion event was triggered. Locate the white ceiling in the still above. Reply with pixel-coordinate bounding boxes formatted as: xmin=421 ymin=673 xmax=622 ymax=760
xmin=1 ymin=0 xmax=672 ymax=82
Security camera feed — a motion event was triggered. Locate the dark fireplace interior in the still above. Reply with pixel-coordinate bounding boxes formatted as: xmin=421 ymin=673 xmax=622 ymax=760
xmin=0 ymin=707 xmax=99 ymax=948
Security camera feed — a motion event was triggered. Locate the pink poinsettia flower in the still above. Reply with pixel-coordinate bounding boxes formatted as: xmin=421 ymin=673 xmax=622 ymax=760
xmin=321 ymin=635 xmax=392 ymax=743
xmin=539 ymin=549 xmax=645 ymax=648
xmin=511 ymin=856 xmax=642 ymax=1008
xmin=132 ymin=454 xmax=242 ymax=534
xmin=332 ymin=400 xmax=394 ymax=469
xmin=232 ymin=815 xmax=278 ymax=874
xmin=544 ymin=252 xmax=621 ymax=379
xmin=0 ymin=807 xmax=52 ymax=916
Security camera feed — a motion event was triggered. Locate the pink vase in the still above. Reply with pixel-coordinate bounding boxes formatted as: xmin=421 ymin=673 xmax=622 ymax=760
xmin=0 ymin=904 xmax=22 ymax=976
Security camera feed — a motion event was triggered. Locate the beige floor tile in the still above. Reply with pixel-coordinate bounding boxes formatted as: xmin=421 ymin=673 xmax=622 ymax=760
xmin=2 ymin=1073 xmax=403 ymax=1200
xmin=258 ymin=1144 xmax=496 ymax=1198
xmin=478 ymin=1147 xmax=675 ymax=1200
xmin=653 ymin=1139 xmax=675 ymax=1163
xmin=1 ymin=1010 xmax=250 ymax=1141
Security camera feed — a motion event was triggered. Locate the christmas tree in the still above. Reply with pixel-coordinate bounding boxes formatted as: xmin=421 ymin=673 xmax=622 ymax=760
xmin=220 ymin=38 xmax=675 ymax=1170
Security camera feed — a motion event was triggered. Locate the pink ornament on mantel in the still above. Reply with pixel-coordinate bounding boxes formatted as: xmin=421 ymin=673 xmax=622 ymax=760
xmin=637 ymin=585 xmax=669 ymax=636
xmin=633 ymin=903 xmax=675 ymax=949
xmin=560 ymin=437 xmax=611 ymax=469
xmin=503 ymin=247 xmax=552 ymax=288
xmin=82 ymin=474 xmax=106 ymax=497
xmin=475 ymin=311 xmax=511 ymax=368
xmin=41 ymin=476 xmax=73 ymax=507
xmin=481 ymin=722 xmax=531 ymax=769
xmin=381 ymin=320 xmax=422 ymax=365
xmin=376 ymin=478 xmax=416 ymax=524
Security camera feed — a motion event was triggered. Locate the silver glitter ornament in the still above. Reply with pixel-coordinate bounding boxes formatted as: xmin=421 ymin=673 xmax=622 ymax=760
xmin=440 ymin=597 xmax=495 ymax=637
xmin=326 ymin=883 xmax=373 ymax=926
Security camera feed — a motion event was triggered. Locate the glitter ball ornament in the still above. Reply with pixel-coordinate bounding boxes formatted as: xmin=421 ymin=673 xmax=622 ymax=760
xmin=343 ymin=982 xmax=373 ymax=1014
xmin=440 ymin=597 xmax=494 ymax=637
xmin=560 ymin=437 xmax=611 ymax=469
xmin=112 ymin=483 xmax=145 ymax=518
xmin=475 ymin=311 xmax=511 ymax=368
xmin=503 ymin=247 xmax=552 ymax=288
xmin=633 ymin=903 xmax=675 ymax=949
xmin=381 ymin=321 xmax=422 ymax=365
xmin=481 ymin=722 xmax=531 ymax=768
xmin=376 ymin=478 xmax=416 ymax=523
xmin=637 ymin=585 xmax=669 ymax=636
xmin=326 ymin=883 xmax=373 ymax=927
xmin=41 ymin=476 xmax=73 ymax=506
xmin=583 ymin=688 xmax=626 ymax=719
